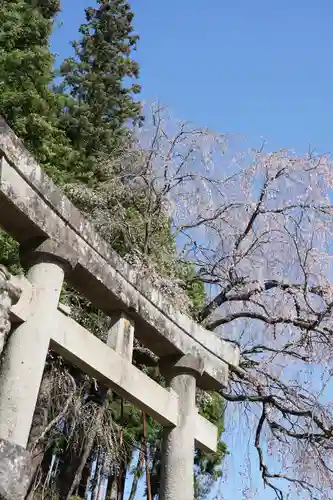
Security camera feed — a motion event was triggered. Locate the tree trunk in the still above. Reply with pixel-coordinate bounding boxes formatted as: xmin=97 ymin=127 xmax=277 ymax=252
xmin=66 ymin=401 xmax=107 ymax=499
xmin=77 ymin=454 xmax=92 ymax=498
xmin=129 ymin=444 xmax=144 ymax=500
xmin=105 ymin=477 xmax=117 ymax=500
xmin=92 ymin=452 xmax=104 ymax=500
xmin=117 ymin=458 xmax=126 ymax=500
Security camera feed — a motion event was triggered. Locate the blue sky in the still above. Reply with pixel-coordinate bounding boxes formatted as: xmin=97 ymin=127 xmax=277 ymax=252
xmin=52 ymin=0 xmax=333 ymax=156
xmin=50 ymin=2 xmax=333 ymax=498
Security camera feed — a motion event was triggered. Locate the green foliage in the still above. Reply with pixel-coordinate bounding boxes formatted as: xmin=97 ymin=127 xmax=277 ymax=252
xmin=0 ymin=0 xmax=74 ymax=182
xmin=176 ymin=260 xmax=206 ymax=315
xmin=0 ymin=233 xmax=21 ymax=274
xmin=0 ymin=0 xmax=72 ymax=276
xmin=57 ymin=0 xmax=141 ymax=181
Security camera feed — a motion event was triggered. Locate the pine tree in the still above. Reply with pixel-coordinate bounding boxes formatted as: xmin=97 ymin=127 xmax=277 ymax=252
xmin=57 ymin=0 xmax=142 ymax=181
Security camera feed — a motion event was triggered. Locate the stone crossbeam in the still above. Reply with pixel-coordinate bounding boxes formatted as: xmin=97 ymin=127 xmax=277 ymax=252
xmin=51 ymin=311 xmax=217 ymax=453
xmin=0 ymin=117 xmax=239 ymax=390
xmin=52 ymin=311 xmax=179 ymax=428
xmin=6 ymin=273 xmax=218 ymax=453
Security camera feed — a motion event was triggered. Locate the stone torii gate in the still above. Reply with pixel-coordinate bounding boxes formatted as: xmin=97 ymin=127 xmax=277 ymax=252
xmin=0 ymin=117 xmax=239 ymax=500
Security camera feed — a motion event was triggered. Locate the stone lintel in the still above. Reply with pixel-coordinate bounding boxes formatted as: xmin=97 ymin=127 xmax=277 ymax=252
xmin=51 ymin=310 xmax=179 ymax=428
xmin=0 ymin=439 xmax=33 ymax=500
xmin=0 ymin=126 xmax=239 ymax=391
xmin=20 ymin=237 xmax=78 ymax=273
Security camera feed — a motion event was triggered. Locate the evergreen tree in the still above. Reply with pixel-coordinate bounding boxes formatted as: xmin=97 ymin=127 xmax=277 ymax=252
xmin=0 ymin=0 xmax=74 ymax=278
xmin=0 ymin=0 xmax=73 ymax=181
xmin=57 ymin=0 xmax=141 ymax=181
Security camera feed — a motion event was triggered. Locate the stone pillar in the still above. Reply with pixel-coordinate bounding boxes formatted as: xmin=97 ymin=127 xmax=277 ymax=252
xmin=160 ymin=355 xmax=205 ymax=500
xmin=0 ymin=239 xmax=77 ymax=500
xmin=107 ymin=311 xmax=135 ymax=362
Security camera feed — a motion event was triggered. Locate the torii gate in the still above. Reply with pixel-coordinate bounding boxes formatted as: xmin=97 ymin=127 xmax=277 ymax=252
xmin=0 ymin=117 xmax=239 ymax=500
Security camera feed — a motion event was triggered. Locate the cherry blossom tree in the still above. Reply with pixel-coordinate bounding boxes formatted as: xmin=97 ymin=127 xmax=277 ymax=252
xmin=130 ymin=103 xmax=333 ymax=499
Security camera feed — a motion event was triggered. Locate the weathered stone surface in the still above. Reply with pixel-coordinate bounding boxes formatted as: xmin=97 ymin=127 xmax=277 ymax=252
xmin=0 ymin=274 xmax=12 ymax=357
xmin=0 ymin=118 xmax=240 ymax=389
xmin=51 ymin=310 xmax=217 ymax=452
xmin=8 ymin=274 xmax=32 ymax=324
xmin=0 ymin=266 xmax=21 ymax=356
xmin=160 ymin=369 xmax=198 ymax=500
xmin=160 ymin=354 xmax=206 ymax=381
xmin=51 ymin=310 xmax=179 ymax=428
xmin=194 ymin=413 xmax=217 ymax=454
xmin=0 ymin=439 xmax=33 ymax=500
xmin=0 ymin=261 xmax=65 ymax=448
xmin=20 ymin=237 xmax=79 ymax=272
xmin=107 ymin=312 xmax=134 ymax=361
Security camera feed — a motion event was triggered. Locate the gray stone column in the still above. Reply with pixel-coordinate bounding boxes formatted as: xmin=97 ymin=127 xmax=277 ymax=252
xmin=0 ymin=240 xmax=76 ymax=500
xmin=107 ymin=311 xmax=135 ymax=361
xmin=160 ymin=354 xmax=205 ymax=500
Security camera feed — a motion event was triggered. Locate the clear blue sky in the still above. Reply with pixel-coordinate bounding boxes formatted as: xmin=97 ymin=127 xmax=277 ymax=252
xmin=52 ymin=0 xmax=333 ymax=156
xmin=51 ymin=2 xmax=332 ymax=498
